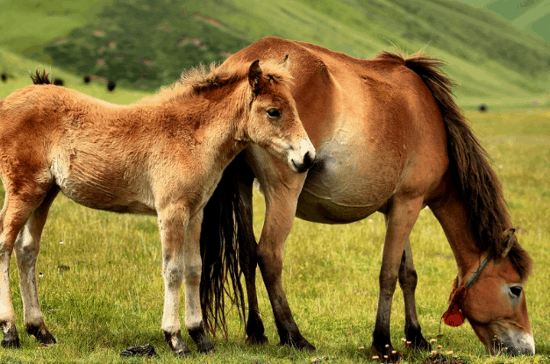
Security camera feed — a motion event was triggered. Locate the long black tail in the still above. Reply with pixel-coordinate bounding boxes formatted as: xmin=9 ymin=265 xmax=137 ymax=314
xmin=200 ymin=154 xmax=252 ymax=337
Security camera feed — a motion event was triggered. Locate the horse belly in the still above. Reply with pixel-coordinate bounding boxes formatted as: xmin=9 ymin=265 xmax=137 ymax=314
xmin=50 ymin=153 xmax=156 ymax=214
xmin=296 ymin=141 xmax=402 ymax=224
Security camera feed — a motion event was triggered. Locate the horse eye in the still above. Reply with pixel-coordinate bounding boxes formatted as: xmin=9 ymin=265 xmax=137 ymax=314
xmin=509 ymin=285 xmax=522 ymax=299
xmin=267 ymin=108 xmax=281 ymax=118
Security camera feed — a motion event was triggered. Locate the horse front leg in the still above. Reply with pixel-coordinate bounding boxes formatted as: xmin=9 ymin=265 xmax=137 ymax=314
xmin=14 ymin=188 xmax=59 ymax=346
xmin=159 ymin=205 xmax=214 ymax=356
xmin=0 ymin=194 xmax=48 ymax=348
xmin=183 ymin=211 xmax=214 ymax=354
xmin=255 ymin=176 xmax=314 ymax=351
xmin=372 ymin=198 xmax=423 ymax=361
xmin=237 ymin=178 xmax=268 ymax=345
xmin=398 ymin=241 xmax=430 ymax=351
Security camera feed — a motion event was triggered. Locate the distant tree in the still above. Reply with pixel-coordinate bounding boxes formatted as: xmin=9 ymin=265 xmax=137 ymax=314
xmin=84 ymin=75 xmax=91 ymax=84
xmin=479 ymin=104 xmax=487 ymax=112
xmin=53 ymin=78 xmax=64 ymax=86
xmin=1 ymin=73 xmax=6 ymax=82
xmin=107 ymin=80 xmax=116 ymax=92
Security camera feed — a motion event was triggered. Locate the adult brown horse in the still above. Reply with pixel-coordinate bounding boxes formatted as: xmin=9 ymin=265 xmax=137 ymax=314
xmin=199 ymin=37 xmax=534 ymax=359
xmin=0 ymin=59 xmax=315 ymax=355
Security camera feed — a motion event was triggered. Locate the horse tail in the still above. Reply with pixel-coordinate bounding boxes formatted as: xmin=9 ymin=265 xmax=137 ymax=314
xmin=200 ymin=154 xmax=251 ymax=338
xmin=385 ymin=51 xmax=530 ymax=278
xmin=30 ymin=69 xmax=51 ymax=85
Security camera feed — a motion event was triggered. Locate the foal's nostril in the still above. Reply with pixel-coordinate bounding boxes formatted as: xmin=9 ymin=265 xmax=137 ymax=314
xmin=303 ymin=151 xmax=314 ymax=169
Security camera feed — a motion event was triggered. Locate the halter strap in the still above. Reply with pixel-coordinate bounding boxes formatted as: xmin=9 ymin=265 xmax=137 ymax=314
xmin=441 ymin=255 xmax=491 ymax=327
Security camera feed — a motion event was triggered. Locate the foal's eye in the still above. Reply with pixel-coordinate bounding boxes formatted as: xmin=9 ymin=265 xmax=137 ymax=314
xmin=267 ymin=108 xmax=281 ymax=118
xmin=509 ymin=285 xmax=522 ymax=299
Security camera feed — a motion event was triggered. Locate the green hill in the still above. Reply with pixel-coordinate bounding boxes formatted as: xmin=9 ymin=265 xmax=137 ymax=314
xmin=1 ymin=0 xmax=549 ymax=106
xmin=454 ymin=0 xmax=550 ymax=42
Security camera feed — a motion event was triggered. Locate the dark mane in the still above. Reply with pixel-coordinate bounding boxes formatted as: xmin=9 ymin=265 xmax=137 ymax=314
xmin=376 ymin=51 xmax=532 ymax=280
xmin=30 ymin=69 xmax=51 ymax=85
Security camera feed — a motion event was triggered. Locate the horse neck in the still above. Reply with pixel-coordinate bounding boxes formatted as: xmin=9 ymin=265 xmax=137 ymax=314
xmin=167 ymin=85 xmax=249 ymax=168
xmin=430 ymin=182 xmax=486 ymax=280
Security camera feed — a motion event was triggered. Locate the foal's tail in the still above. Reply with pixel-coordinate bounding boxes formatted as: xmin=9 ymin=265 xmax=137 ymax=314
xmin=379 ymin=51 xmax=530 ymax=277
xmin=199 ymin=154 xmax=250 ymax=338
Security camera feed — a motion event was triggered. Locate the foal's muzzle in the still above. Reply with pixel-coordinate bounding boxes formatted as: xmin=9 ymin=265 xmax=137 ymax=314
xmin=289 ymin=139 xmax=316 ymax=173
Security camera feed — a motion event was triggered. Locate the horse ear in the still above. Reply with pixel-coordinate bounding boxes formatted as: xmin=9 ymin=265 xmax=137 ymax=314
xmin=281 ymin=54 xmax=290 ymax=69
xmin=248 ymin=59 xmax=263 ymax=93
xmin=501 ymin=228 xmax=517 ymax=258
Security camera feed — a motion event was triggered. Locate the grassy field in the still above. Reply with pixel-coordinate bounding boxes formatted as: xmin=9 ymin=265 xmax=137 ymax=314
xmin=0 ymin=78 xmax=548 ymax=364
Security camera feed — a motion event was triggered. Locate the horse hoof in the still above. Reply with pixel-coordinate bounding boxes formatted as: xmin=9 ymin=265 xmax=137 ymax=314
xmin=1 ymin=336 xmax=20 ymax=349
xmin=281 ymin=336 xmax=316 ymax=352
xmin=188 ymin=326 xmax=215 ymax=354
xmin=26 ymin=325 xmax=56 ymax=346
xmin=1 ymin=324 xmax=20 ymax=349
xmin=405 ymin=327 xmax=431 ymax=351
xmin=372 ymin=342 xmax=401 ymax=363
xmin=164 ymin=330 xmax=191 ymax=357
xmin=245 ymin=333 xmax=268 ymax=345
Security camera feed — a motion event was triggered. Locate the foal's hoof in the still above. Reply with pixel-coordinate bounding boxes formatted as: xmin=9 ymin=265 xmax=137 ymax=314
xmin=1 ymin=336 xmax=20 ymax=349
xmin=164 ymin=331 xmax=191 ymax=357
xmin=1 ymin=324 xmax=20 ymax=348
xmin=281 ymin=336 xmax=316 ymax=352
xmin=189 ymin=326 xmax=215 ymax=354
xmin=26 ymin=325 xmax=57 ymax=346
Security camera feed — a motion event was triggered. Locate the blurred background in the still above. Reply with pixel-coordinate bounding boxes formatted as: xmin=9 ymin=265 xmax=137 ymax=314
xmin=0 ymin=0 xmax=549 ymax=107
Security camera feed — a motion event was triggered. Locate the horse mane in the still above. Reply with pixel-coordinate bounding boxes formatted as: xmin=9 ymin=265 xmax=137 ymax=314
xmin=151 ymin=60 xmax=293 ymax=103
xmin=376 ymin=51 xmax=532 ymax=280
xmin=30 ymin=69 xmax=52 ymax=85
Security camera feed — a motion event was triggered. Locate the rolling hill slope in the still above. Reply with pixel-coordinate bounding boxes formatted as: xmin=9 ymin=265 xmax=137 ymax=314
xmin=455 ymin=0 xmax=550 ymax=42
xmin=1 ymin=0 xmax=549 ymax=105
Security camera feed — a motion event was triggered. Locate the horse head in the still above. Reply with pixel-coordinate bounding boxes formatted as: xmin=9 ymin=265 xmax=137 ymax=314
xmin=243 ymin=58 xmax=315 ymax=173
xmin=444 ymin=228 xmax=534 ymax=355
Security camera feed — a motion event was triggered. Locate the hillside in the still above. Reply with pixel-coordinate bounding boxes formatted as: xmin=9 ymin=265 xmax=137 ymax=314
xmin=1 ymin=0 xmax=549 ymax=104
xmin=454 ymin=0 xmax=550 ymax=42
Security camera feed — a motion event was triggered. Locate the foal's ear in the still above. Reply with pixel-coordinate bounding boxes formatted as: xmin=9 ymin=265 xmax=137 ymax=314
xmin=500 ymin=228 xmax=517 ymax=258
xmin=248 ymin=59 xmax=263 ymax=93
xmin=281 ymin=54 xmax=290 ymax=69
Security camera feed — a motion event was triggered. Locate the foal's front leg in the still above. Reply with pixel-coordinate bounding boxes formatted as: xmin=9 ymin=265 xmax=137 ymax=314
xmin=159 ymin=206 xmax=213 ymax=356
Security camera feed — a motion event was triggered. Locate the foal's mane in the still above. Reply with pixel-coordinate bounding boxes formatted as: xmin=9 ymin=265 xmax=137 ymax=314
xmin=30 ymin=69 xmax=52 ymax=85
xmin=375 ymin=51 xmax=532 ymax=280
xmin=151 ymin=60 xmax=292 ymax=103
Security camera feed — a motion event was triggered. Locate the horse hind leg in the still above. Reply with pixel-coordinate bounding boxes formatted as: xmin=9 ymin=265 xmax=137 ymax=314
xmin=398 ymin=241 xmax=430 ymax=351
xmin=14 ymin=188 xmax=59 ymax=346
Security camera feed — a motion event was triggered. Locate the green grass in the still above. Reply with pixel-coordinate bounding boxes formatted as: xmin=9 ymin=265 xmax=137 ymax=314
xmin=0 ymin=96 xmax=548 ymax=363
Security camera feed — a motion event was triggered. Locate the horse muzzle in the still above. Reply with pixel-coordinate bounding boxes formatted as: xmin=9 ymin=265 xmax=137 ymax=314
xmin=490 ymin=330 xmax=535 ymax=356
xmin=288 ymin=139 xmax=316 ymax=173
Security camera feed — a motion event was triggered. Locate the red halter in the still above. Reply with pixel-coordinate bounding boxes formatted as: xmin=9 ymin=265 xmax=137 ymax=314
xmin=442 ymin=256 xmax=491 ymax=327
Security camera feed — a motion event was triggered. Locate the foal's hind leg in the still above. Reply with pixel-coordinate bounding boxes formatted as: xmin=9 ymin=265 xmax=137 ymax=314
xmin=398 ymin=241 xmax=430 ymax=351
xmin=14 ymin=188 xmax=59 ymax=346
xmin=0 ymin=193 xmax=49 ymax=348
